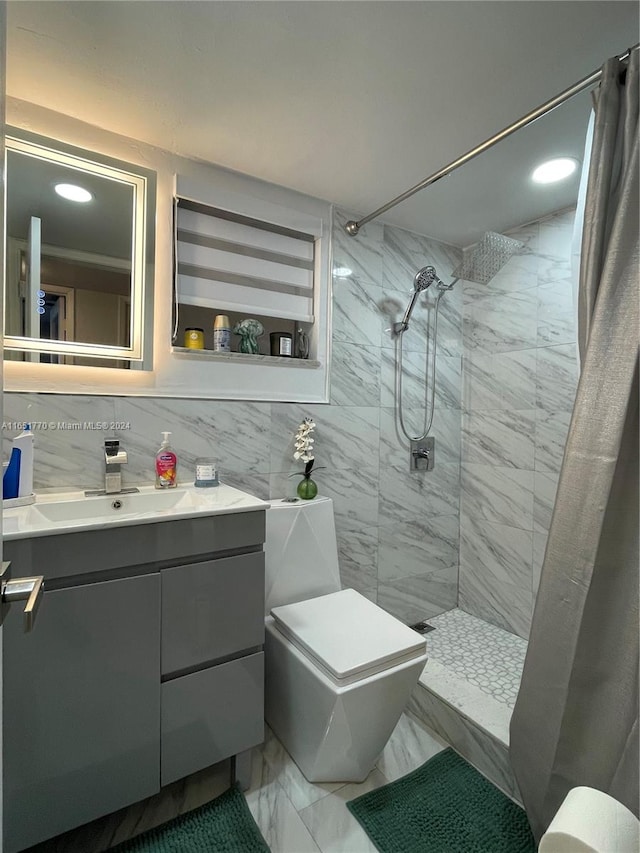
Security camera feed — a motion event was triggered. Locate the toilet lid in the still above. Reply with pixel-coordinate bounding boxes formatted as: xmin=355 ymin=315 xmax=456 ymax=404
xmin=270 ymin=588 xmax=427 ymax=682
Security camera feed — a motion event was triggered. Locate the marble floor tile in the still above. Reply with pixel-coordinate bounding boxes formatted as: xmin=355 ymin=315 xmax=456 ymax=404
xmin=261 ymin=727 xmax=343 ymax=812
xmin=425 ymin=608 xmax=527 ymax=707
xmin=298 ymin=768 xmax=390 ymax=853
xmin=375 ymin=711 xmax=447 ymax=782
xmin=245 ymin=747 xmax=322 ymax=853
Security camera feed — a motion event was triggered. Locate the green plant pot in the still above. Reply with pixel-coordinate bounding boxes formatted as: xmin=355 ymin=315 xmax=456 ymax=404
xmin=297 ymin=477 xmax=318 ymax=500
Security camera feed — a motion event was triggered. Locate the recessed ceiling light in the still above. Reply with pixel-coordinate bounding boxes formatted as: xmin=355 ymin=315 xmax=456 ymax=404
xmin=333 ymin=266 xmax=353 ymax=277
xmin=54 ymin=183 xmax=93 ymax=203
xmin=531 ymin=158 xmax=578 ymax=185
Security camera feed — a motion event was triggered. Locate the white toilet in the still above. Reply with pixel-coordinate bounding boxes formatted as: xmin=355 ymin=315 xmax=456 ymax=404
xmin=264 ymin=496 xmax=427 ymax=783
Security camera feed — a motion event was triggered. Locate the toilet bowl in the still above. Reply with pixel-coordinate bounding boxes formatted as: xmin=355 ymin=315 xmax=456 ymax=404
xmin=264 ymin=497 xmax=427 ymax=783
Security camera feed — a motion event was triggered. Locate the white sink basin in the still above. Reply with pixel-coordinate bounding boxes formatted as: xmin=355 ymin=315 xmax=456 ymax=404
xmin=33 ymin=489 xmax=190 ymax=523
xmin=3 ymin=484 xmax=268 ymax=540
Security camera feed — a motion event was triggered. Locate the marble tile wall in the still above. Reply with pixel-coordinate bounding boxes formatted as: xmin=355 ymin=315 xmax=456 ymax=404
xmin=459 ymin=208 xmax=579 ymax=638
xmin=3 ymin=208 xmax=463 ymax=625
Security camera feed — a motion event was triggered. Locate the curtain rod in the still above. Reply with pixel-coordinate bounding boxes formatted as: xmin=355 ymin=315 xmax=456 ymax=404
xmin=345 ymin=43 xmax=639 ymax=236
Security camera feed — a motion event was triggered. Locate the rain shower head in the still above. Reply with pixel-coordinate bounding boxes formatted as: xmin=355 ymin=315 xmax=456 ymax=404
xmin=451 ymin=231 xmax=524 ymax=285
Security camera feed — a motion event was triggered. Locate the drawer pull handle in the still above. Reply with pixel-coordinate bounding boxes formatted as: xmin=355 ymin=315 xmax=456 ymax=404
xmin=1 ymin=563 xmax=45 ymax=632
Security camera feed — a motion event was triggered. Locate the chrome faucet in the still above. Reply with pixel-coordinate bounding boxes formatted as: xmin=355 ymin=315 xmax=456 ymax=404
xmin=104 ymin=439 xmax=128 ymax=494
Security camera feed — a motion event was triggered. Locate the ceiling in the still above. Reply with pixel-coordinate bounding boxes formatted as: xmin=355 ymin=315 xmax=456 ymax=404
xmin=7 ymin=1 xmax=639 ymax=247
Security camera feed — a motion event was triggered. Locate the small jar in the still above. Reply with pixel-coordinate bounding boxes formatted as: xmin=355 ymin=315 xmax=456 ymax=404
xmin=194 ymin=458 xmax=219 ymax=487
xmin=213 ymin=315 xmax=231 ymax=352
xmin=184 ymin=327 xmax=204 ymax=349
xmin=270 ymin=332 xmax=293 ymax=357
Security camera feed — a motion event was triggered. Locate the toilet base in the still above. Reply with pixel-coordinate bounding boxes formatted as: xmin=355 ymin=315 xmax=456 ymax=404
xmin=265 ymin=617 xmax=427 ymax=783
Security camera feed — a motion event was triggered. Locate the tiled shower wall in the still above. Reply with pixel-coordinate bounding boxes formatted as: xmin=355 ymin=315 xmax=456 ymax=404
xmin=459 ymin=208 xmax=579 ymax=638
xmin=3 ymin=209 xmax=463 ymax=625
xmin=3 ymin=207 xmax=578 ymax=635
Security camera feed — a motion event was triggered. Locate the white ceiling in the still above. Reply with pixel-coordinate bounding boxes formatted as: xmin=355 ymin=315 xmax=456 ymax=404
xmin=7 ymin=1 xmax=639 ymax=246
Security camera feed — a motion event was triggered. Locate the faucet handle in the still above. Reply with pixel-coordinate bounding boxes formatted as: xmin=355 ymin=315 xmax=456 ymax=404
xmin=105 ymin=439 xmax=127 ymax=465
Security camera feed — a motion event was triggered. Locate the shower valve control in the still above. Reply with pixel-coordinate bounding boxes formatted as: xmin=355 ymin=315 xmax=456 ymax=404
xmin=410 ymin=437 xmax=435 ymax=472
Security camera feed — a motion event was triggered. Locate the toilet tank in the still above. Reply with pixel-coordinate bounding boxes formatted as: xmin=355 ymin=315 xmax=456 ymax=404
xmin=265 ymin=497 xmax=342 ymax=615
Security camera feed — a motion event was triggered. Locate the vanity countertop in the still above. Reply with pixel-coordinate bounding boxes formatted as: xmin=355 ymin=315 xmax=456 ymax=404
xmin=2 ymin=483 xmax=268 ymax=540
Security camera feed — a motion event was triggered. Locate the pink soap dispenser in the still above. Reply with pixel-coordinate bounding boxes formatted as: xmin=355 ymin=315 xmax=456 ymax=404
xmin=155 ymin=432 xmax=177 ymax=489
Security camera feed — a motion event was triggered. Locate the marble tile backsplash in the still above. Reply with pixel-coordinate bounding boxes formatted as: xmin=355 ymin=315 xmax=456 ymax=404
xmin=4 ymin=205 xmax=577 ymax=635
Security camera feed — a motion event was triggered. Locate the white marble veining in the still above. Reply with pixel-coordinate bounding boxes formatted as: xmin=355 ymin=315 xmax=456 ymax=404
xmin=332 ymin=209 xmax=384 ymax=289
xmin=329 ymin=343 xmax=381 ymax=408
xmin=331 ymin=277 xmax=383 ymax=347
xmin=460 ymin=513 xmax=533 ymax=590
xmin=463 ymin=287 xmax=538 ymax=354
xmin=458 ymin=567 xmax=532 ymax=639
xmin=535 ymin=344 xmax=579 ymax=411
xmin=533 ymin=470 xmax=559 ymax=533
xmin=379 ymin=462 xmax=460 ymax=526
xmin=378 ymin=516 xmax=458 ymax=580
xmin=462 ymin=349 xmax=538 ymax=412
xmin=537 ymin=281 xmax=576 ymax=346
xmin=377 ymin=567 xmax=458 ymax=624
xmin=461 ymin=464 xmax=534 ymax=530
xmin=335 ymin=522 xmax=379 ymax=594
xmin=535 ymin=408 xmax=573 ymax=472
xmin=462 ymin=409 xmax=536 ymax=469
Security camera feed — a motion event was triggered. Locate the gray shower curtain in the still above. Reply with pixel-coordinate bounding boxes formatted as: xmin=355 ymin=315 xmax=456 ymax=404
xmin=509 ymin=49 xmax=639 ymax=841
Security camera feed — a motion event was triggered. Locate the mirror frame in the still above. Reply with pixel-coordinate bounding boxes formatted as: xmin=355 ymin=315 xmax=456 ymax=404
xmin=4 ymin=127 xmax=156 ymax=366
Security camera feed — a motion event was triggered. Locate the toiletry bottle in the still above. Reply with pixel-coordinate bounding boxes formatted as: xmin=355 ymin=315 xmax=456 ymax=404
xmin=213 ymin=315 xmax=231 ymax=352
xmin=155 ymin=432 xmax=178 ymax=489
xmin=13 ymin=423 xmax=34 ymax=497
xmin=3 ymin=447 xmax=21 ymax=500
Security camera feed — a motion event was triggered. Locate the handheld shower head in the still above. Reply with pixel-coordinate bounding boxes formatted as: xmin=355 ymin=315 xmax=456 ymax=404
xmin=394 ymin=266 xmax=440 ymax=333
xmin=414 ymin=266 xmax=437 ymax=291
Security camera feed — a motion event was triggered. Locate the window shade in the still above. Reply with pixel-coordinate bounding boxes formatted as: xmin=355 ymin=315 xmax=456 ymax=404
xmin=175 ymin=198 xmax=316 ymax=322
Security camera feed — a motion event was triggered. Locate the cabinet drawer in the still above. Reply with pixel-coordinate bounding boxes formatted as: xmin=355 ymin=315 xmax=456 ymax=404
xmin=161 ymin=652 xmax=264 ymax=786
xmin=162 ymin=551 xmax=264 ymax=675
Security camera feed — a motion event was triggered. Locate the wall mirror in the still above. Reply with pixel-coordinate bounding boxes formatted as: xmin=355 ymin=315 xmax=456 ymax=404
xmin=4 ymin=129 xmax=156 ymax=368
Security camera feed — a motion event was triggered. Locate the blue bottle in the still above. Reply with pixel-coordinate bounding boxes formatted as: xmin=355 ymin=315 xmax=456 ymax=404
xmin=3 ymin=447 xmax=21 ymax=500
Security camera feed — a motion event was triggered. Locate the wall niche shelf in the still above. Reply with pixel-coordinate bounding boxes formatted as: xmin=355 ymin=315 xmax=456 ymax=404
xmin=171 ymin=346 xmax=320 ymax=369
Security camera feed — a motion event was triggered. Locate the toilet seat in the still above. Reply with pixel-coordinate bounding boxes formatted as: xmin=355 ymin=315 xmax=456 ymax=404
xmin=270 ymin=588 xmax=427 ymax=686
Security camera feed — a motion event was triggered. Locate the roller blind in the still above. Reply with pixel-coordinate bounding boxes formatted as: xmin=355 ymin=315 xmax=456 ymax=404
xmin=175 ymin=197 xmax=316 ymax=322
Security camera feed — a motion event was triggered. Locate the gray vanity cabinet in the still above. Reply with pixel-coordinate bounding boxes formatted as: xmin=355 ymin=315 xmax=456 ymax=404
xmin=3 ymin=509 xmax=266 ymax=852
xmin=160 ymin=551 xmax=265 ymax=785
xmin=3 ymin=573 xmax=161 ymax=853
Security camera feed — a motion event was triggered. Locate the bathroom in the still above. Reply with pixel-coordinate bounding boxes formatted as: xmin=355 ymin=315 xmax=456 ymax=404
xmin=1 ymin=2 xmax=638 ymax=852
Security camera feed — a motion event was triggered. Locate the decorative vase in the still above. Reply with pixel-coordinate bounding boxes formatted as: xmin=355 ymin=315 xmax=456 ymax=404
xmin=238 ymin=333 xmax=259 ymax=354
xmin=297 ymin=476 xmax=318 ymax=500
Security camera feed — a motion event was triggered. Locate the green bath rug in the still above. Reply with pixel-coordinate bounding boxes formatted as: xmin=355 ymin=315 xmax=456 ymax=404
xmin=347 ymin=747 xmax=535 ymax=853
xmin=109 ymin=783 xmax=270 ymax=853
